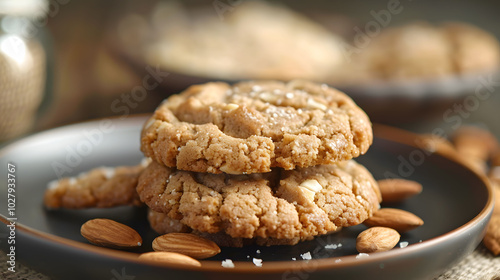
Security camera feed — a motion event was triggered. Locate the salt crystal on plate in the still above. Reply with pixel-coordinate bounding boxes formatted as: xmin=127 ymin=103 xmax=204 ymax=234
xmin=356 ymin=253 xmax=370 ymax=259
xmin=253 ymin=258 xmax=263 ymax=267
xmin=221 ymin=259 xmax=234 ymax=268
xmin=300 ymin=252 xmax=312 ymax=260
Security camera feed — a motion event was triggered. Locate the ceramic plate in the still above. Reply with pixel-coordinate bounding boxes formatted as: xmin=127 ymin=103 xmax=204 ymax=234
xmin=0 ymin=115 xmax=493 ymax=280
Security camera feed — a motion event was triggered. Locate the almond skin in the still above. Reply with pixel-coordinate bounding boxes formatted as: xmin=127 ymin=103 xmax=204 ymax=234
xmin=152 ymin=233 xmax=221 ymax=259
xmin=356 ymin=227 xmax=400 ymax=253
xmin=452 ymin=126 xmax=499 ymax=162
xmin=483 ymin=215 xmax=500 ymax=256
xmin=80 ymin=218 xmax=142 ymax=249
xmin=492 ymin=151 xmax=500 ymax=167
xmin=138 ymin=252 xmax=201 ymax=267
xmin=364 ymin=208 xmax=424 ymax=232
xmin=377 ymin=179 xmax=422 ymax=203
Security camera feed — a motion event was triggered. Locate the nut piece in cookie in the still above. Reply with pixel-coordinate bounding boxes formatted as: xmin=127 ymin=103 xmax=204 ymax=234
xmin=141 ymin=80 xmax=372 ymax=174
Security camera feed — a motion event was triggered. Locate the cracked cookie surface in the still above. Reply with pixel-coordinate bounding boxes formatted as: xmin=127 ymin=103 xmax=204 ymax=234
xmin=137 ymin=160 xmax=381 ymax=241
xmin=141 ymin=80 xmax=372 ymax=174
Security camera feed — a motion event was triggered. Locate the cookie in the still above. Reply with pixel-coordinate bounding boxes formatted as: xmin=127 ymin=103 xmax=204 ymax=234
xmin=141 ymin=80 xmax=372 ymax=174
xmin=44 ymin=160 xmax=150 ymax=209
xmin=137 ymin=160 xmax=381 ymax=241
xmin=354 ymin=22 xmax=453 ymax=81
xmin=147 ymin=208 xmax=310 ymax=247
xmin=145 ymin=1 xmax=347 ymax=82
xmin=442 ymin=22 xmax=500 ymax=74
xmin=147 ymin=207 xmax=190 ymax=234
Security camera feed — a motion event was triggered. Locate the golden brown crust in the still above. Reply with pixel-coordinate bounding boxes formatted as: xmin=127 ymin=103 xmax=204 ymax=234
xmin=141 ymin=80 xmax=372 ymax=174
xmin=137 ymin=160 xmax=380 ymax=241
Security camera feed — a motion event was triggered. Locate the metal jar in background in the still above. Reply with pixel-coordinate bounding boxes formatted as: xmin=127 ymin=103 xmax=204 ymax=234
xmin=0 ymin=0 xmax=48 ymax=142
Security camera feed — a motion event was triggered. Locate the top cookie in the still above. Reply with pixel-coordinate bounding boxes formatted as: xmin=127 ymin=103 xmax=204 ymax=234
xmin=141 ymin=80 xmax=372 ymax=174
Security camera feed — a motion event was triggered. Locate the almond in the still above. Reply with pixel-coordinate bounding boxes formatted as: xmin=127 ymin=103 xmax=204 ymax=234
xmin=492 ymin=151 xmax=500 ymax=167
xmin=483 ymin=215 xmax=500 ymax=256
xmin=363 ymin=208 xmax=424 ymax=232
xmin=416 ymin=134 xmax=457 ymax=155
xmin=138 ymin=252 xmax=201 ymax=267
xmin=80 ymin=218 xmax=142 ymax=249
xmin=452 ymin=126 xmax=499 ymax=161
xmin=377 ymin=179 xmax=422 ymax=203
xmin=356 ymin=227 xmax=400 ymax=253
xmin=488 ymin=180 xmax=500 ymax=216
xmin=152 ymin=233 xmax=221 ymax=259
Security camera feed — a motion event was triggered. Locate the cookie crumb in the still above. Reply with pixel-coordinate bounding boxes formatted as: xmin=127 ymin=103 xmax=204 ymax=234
xmin=221 ymin=259 xmax=235 ymax=268
xmin=256 ymin=249 xmax=261 ymax=254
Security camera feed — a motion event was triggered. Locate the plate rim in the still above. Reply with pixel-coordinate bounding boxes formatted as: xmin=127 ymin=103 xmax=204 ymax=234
xmin=0 ymin=116 xmax=494 ymax=273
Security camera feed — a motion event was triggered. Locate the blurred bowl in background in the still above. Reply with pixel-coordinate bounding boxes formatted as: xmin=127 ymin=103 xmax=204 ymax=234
xmin=107 ymin=1 xmax=500 ymax=125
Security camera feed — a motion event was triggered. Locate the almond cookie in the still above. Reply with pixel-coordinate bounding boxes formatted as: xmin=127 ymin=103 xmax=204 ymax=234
xmin=147 ymin=208 xmax=309 ymax=247
xmin=137 ymin=160 xmax=381 ymax=242
xmin=141 ymin=80 xmax=372 ymax=174
xmin=442 ymin=22 xmax=500 ymax=74
xmin=44 ymin=160 xmax=150 ymax=209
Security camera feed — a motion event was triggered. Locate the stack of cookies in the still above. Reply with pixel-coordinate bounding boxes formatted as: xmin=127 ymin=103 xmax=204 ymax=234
xmin=43 ymin=80 xmax=380 ymax=247
xmin=136 ymin=80 xmax=381 ymax=246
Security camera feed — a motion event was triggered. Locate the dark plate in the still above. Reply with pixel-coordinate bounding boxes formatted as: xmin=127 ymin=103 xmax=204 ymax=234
xmin=0 ymin=115 xmax=493 ymax=280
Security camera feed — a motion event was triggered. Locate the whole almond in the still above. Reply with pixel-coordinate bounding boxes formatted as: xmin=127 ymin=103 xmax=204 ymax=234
xmin=492 ymin=151 xmax=500 ymax=167
xmin=490 ymin=182 xmax=500 ymax=216
xmin=416 ymin=134 xmax=457 ymax=155
xmin=363 ymin=208 xmax=424 ymax=232
xmin=483 ymin=215 xmax=500 ymax=256
xmin=152 ymin=233 xmax=221 ymax=259
xmin=81 ymin=218 xmax=142 ymax=249
xmin=356 ymin=227 xmax=400 ymax=253
xmin=452 ymin=126 xmax=499 ymax=161
xmin=377 ymin=179 xmax=422 ymax=203
xmin=138 ymin=252 xmax=201 ymax=267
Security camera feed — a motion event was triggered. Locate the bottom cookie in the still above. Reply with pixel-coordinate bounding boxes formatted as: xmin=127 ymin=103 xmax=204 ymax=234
xmin=138 ymin=160 xmax=381 ymax=242
xmin=147 ymin=208 xmax=326 ymax=247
